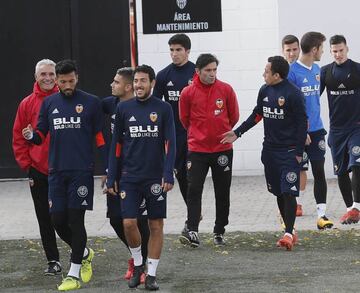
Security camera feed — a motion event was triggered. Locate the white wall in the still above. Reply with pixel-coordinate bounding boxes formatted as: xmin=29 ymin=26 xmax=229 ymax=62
xmin=136 ymin=0 xmax=360 ymax=177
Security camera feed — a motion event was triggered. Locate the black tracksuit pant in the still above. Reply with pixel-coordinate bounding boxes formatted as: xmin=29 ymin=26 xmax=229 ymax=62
xmin=29 ymin=167 xmax=59 ymax=262
xmin=186 ymin=149 xmax=233 ymax=234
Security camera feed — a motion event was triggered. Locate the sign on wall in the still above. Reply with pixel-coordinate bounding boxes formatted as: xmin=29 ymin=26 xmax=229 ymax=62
xmin=142 ymin=0 xmax=222 ymax=34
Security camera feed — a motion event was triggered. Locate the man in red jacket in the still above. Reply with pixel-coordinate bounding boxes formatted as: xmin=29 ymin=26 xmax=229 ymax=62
xmin=179 ymin=53 xmax=239 ymax=247
xmin=12 ymin=59 xmax=61 ymax=275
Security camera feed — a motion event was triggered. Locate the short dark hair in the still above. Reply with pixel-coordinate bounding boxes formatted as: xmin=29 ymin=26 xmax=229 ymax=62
xmin=55 ymin=59 xmax=77 ymax=75
xmin=330 ymin=35 xmax=347 ymax=46
xmin=116 ymin=67 xmax=134 ymax=84
xmin=168 ymin=33 xmax=191 ymax=50
xmin=282 ymin=35 xmax=299 ymax=48
xmin=300 ymin=32 xmax=326 ymax=54
xmin=267 ymin=56 xmax=289 ymax=79
xmin=133 ymin=64 xmax=155 ymax=82
xmin=195 ymin=54 xmax=219 ymax=70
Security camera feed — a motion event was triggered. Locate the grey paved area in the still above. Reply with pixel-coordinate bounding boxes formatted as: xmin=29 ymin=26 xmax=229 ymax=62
xmin=0 ymin=175 xmax=354 ymax=240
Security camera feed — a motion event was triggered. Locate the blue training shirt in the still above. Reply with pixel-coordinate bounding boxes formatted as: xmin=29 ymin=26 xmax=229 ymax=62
xmin=153 ymin=61 xmax=195 ymax=136
xmin=288 ymin=60 xmax=324 ymax=132
xmin=33 ymin=89 xmax=105 ymax=173
xmin=320 ymin=59 xmax=360 ymax=130
xmin=235 ymin=79 xmax=307 ymax=156
xmin=107 ymin=96 xmax=176 ymax=186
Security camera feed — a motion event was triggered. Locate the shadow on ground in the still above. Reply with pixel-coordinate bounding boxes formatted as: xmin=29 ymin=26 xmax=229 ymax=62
xmin=1 ymin=230 xmax=360 ymax=292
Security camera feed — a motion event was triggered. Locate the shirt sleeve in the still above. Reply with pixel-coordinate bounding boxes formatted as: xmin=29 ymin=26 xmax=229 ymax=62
xmin=320 ymin=65 xmax=327 ymax=96
xmin=162 ymin=104 xmax=176 ymax=184
xmin=227 ymin=86 xmax=240 ymax=127
xmin=31 ymin=99 xmax=49 ymax=145
xmin=234 ymin=87 xmax=264 ymax=136
xmin=153 ymin=73 xmax=165 ymax=100
xmin=179 ymin=87 xmax=190 ymax=129
xmin=12 ymin=100 xmax=31 ymax=171
xmin=107 ymin=103 xmax=124 ymax=188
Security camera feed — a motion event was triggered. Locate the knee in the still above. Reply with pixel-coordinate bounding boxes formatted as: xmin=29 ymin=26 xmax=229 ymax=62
xmin=148 ymin=219 xmax=163 ymax=235
xmin=123 ymin=219 xmax=138 ymax=232
xmin=51 ymin=212 xmax=67 ymax=230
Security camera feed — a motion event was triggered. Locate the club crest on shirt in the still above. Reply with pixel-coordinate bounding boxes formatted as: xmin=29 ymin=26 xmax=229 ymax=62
xmin=120 ymin=191 xmax=126 ymax=199
xmin=75 ymin=104 xmax=83 ymax=113
xmin=216 ymin=98 xmax=223 ymax=109
xmin=49 ymin=200 xmax=52 ymax=208
xmin=278 ymin=96 xmax=285 ymax=107
xmin=316 ymin=74 xmax=320 ymax=81
xmin=150 ymin=112 xmax=158 ymax=122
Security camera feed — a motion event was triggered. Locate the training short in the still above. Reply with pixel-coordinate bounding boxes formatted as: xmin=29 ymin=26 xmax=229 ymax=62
xmin=261 ymin=147 xmax=301 ymax=197
xmin=328 ymin=127 xmax=360 ymax=175
xmin=119 ymin=178 xmax=167 ymax=219
xmin=300 ymin=129 xmax=327 ymax=171
xmin=48 ymin=170 xmax=94 ymax=213
xmin=106 ymin=191 xmax=147 ymax=219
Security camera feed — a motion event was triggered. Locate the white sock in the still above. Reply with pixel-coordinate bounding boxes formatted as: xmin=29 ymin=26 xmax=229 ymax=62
xmin=352 ymin=202 xmax=360 ymax=210
xmin=147 ymin=258 xmax=159 ymax=277
xmin=129 ymin=246 xmax=143 ymax=266
xmin=67 ymin=263 xmax=81 ymax=279
xmin=316 ymin=203 xmax=326 ymax=218
xmin=284 ymin=232 xmax=293 ymax=239
xmin=347 ymin=206 xmax=353 ymax=212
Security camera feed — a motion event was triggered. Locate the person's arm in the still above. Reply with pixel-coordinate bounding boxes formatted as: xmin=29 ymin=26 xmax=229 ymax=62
xmin=292 ymin=90 xmax=308 ymax=158
xmin=179 ymin=87 xmax=190 ymax=129
xmin=221 ymin=88 xmax=263 ymax=144
xmin=107 ymin=103 xmax=124 ymax=194
xmin=162 ymin=104 xmax=176 ymax=192
xmin=320 ymin=65 xmax=327 ymax=96
xmin=22 ymin=100 xmax=49 ymax=145
xmin=12 ymin=100 xmax=31 ymax=171
xmin=153 ymin=72 xmax=165 ymax=100
xmin=227 ymin=86 xmax=240 ymax=127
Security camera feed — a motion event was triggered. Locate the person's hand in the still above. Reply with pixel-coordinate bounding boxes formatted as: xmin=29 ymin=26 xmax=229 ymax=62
xmin=101 ymin=175 xmax=107 ymax=194
xmin=220 ymin=131 xmax=238 ymax=144
xmin=296 ymin=155 xmax=302 ymax=163
xmin=107 ymin=181 xmax=118 ymax=196
xmin=305 ymin=134 xmax=311 ymax=146
xmin=22 ymin=124 xmax=33 ymax=140
xmin=162 ymin=178 xmax=173 ymax=192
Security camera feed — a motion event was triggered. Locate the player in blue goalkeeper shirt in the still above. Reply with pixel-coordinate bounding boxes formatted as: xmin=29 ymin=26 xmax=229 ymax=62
xmin=320 ymin=35 xmax=360 ymax=225
xmin=288 ymin=32 xmax=333 ymax=230
xmin=107 ymin=65 xmax=176 ymax=290
xmin=101 ymin=67 xmax=149 ymax=283
xmin=221 ymin=56 xmax=307 ymax=251
xmin=153 ymin=33 xmax=195 ymax=234
xmin=22 ymin=60 xmax=106 ymax=290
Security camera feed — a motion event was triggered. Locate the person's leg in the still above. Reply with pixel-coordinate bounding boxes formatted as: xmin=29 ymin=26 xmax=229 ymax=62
xmin=67 ymin=209 xmax=87 ymax=279
xmin=281 ymin=193 xmax=297 ymax=235
xmin=185 ymin=152 xmax=209 ymax=233
xmin=175 ymin=167 xmax=188 ymax=204
xmin=109 ymin=216 xmax=128 ymax=246
xmin=211 ymin=150 xmax=233 ymax=244
xmin=337 ymin=173 xmax=354 ymax=209
xmin=351 ymin=166 xmax=360 ymax=207
xmin=29 ymin=167 xmax=59 ymax=271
